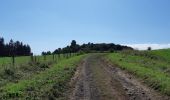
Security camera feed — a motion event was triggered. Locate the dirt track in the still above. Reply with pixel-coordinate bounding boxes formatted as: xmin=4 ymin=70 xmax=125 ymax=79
xmin=69 ymin=54 xmax=169 ymax=100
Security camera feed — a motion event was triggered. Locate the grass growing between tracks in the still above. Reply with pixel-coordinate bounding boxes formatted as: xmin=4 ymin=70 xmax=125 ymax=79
xmin=106 ymin=51 xmax=170 ymax=96
xmin=0 ymin=54 xmax=86 ymax=99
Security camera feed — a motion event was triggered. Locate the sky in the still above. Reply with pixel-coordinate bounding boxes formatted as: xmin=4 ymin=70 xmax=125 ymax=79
xmin=0 ymin=0 xmax=170 ymax=54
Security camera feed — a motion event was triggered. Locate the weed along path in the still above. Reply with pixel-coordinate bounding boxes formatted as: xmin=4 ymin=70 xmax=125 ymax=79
xmin=69 ymin=54 xmax=169 ymax=100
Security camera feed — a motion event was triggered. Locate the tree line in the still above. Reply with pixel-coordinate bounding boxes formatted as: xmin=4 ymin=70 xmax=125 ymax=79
xmin=42 ymin=40 xmax=133 ymax=55
xmin=0 ymin=37 xmax=31 ymax=57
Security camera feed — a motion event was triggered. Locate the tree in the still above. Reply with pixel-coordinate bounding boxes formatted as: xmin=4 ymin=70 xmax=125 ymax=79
xmin=53 ymin=40 xmax=133 ymax=54
xmin=46 ymin=51 xmax=52 ymax=55
xmin=71 ymin=40 xmax=76 ymax=47
xmin=0 ymin=37 xmax=5 ymax=56
xmin=41 ymin=51 xmax=52 ymax=55
xmin=9 ymin=39 xmax=15 ymax=56
xmin=70 ymin=40 xmax=77 ymax=53
xmin=0 ymin=37 xmax=31 ymax=57
xmin=42 ymin=52 xmax=46 ymax=55
xmin=147 ymin=47 xmax=152 ymax=51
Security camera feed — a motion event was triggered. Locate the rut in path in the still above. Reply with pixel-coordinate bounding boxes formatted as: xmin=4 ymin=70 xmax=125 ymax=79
xmin=70 ymin=54 xmax=169 ymax=100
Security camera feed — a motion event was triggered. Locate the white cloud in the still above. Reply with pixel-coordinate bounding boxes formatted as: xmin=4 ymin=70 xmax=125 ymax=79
xmin=123 ymin=44 xmax=170 ymax=50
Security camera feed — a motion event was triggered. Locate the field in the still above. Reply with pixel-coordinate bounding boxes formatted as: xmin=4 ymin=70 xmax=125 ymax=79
xmin=0 ymin=49 xmax=170 ymax=100
xmin=0 ymin=53 xmax=86 ymax=99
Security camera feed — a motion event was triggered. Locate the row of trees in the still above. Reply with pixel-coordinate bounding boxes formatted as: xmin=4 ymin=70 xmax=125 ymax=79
xmin=42 ymin=40 xmax=133 ymax=55
xmin=0 ymin=37 xmax=31 ymax=57
xmin=42 ymin=51 xmax=52 ymax=55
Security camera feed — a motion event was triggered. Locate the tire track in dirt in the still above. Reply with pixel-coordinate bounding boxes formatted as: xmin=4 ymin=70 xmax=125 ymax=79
xmin=102 ymin=59 xmax=170 ymax=100
xmin=70 ymin=55 xmax=100 ymax=100
xmin=69 ymin=54 xmax=169 ymax=100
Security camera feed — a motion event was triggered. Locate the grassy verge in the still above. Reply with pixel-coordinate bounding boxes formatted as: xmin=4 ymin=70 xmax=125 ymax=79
xmin=0 ymin=54 xmax=86 ymax=99
xmin=148 ymin=49 xmax=170 ymax=61
xmin=106 ymin=52 xmax=170 ymax=96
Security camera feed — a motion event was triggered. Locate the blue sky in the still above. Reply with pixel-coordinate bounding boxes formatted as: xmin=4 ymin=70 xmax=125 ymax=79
xmin=0 ymin=0 xmax=170 ymax=54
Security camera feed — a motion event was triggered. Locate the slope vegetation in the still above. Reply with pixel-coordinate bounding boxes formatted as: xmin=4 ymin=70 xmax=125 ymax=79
xmin=107 ymin=49 xmax=170 ymax=96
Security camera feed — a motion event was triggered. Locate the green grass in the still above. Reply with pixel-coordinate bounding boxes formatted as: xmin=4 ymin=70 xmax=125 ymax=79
xmin=0 ymin=54 xmax=69 ymax=66
xmin=106 ymin=50 xmax=170 ymax=96
xmin=0 ymin=54 xmax=69 ymax=88
xmin=0 ymin=53 xmax=85 ymax=99
xmin=148 ymin=49 xmax=170 ymax=61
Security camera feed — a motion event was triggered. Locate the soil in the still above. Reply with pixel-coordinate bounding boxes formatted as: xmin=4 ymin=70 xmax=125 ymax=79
xmin=69 ymin=54 xmax=170 ymax=100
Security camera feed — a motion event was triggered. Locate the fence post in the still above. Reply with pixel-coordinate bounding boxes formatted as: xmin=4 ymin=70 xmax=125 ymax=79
xmin=12 ymin=55 xmax=15 ymax=67
xmin=70 ymin=52 xmax=71 ymax=58
xmin=44 ymin=55 xmax=46 ymax=61
xmin=37 ymin=56 xmax=39 ymax=62
xmin=34 ymin=56 xmax=37 ymax=62
xmin=52 ymin=54 xmax=54 ymax=61
xmin=58 ymin=53 xmax=60 ymax=59
xmin=30 ymin=53 xmax=33 ymax=62
xmin=66 ymin=53 xmax=68 ymax=59
xmin=63 ymin=53 xmax=65 ymax=58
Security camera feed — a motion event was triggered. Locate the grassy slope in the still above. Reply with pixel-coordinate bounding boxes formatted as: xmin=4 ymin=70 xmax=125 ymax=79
xmin=148 ymin=49 xmax=170 ymax=60
xmin=0 ymin=54 xmax=86 ymax=99
xmin=106 ymin=49 xmax=170 ymax=96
